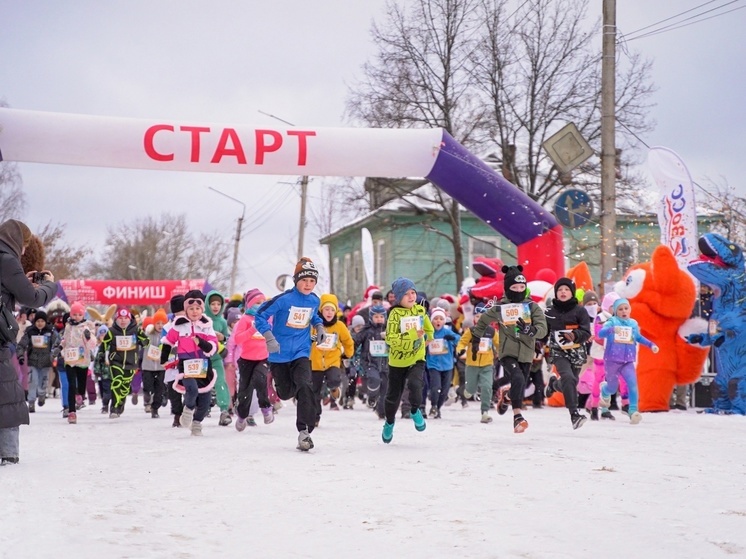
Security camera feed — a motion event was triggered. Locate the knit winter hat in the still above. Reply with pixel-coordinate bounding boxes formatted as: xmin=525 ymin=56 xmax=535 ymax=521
xmin=226 ymin=307 xmax=241 ymax=326
xmin=244 ymin=288 xmax=265 ymax=309
xmin=554 ymin=277 xmax=576 ymax=298
xmin=183 ymin=289 xmax=205 ymax=302
xmin=430 ymin=307 xmax=447 ymax=322
xmin=391 ymin=277 xmax=416 ymax=304
xmin=70 ymin=302 xmax=86 ymax=316
xmin=370 ymin=304 xmax=387 ymax=318
xmin=152 ymin=309 xmax=168 ymax=324
xmin=116 ymin=308 xmax=132 ymax=320
xmin=351 ymin=315 xmax=366 ymax=329
xmin=601 ymin=292 xmax=620 ymax=314
xmin=582 ymin=291 xmax=599 ymax=305
xmin=320 ymin=293 xmax=339 ymax=312
xmin=34 ymin=310 xmax=48 ymax=323
xmin=170 ymin=295 xmax=185 ymax=314
xmin=612 ymin=298 xmax=630 ymax=315
xmin=503 ymin=265 xmax=527 ymax=291
xmin=293 ymin=257 xmax=319 ymax=284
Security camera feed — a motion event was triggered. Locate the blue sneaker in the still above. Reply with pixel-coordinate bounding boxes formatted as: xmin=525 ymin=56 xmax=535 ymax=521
xmin=411 ymin=409 xmax=426 ymax=432
xmin=598 ymin=382 xmax=611 ymax=408
xmin=382 ymin=422 xmax=394 ymax=444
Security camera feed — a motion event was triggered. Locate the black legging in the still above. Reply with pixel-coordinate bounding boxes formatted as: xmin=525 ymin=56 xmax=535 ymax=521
xmin=236 ymin=358 xmax=270 ymax=419
xmin=384 ymin=361 xmax=425 ymax=424
xmin=552 ymin=353 xmax=582 ymax=414
xmin=64 ymin=365 xmax=87 ymax=411
xmin=142 ymin=370 xmax=165 ymax=410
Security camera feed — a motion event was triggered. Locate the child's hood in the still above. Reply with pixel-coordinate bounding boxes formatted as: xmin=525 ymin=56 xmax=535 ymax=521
xmin=205 ymin=290 xmax=226 ymax=319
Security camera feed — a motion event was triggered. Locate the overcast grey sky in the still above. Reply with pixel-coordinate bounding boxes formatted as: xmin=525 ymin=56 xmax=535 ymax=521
xmin=1 ymin=0 xmax=744 ymax=297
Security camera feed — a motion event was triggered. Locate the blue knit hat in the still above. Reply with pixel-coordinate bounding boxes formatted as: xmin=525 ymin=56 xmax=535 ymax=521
xmin=612 ymin=298 xmax=630 ymax=315
xmin=370 ymin=304 xmax=387 ymax=319
xmin=391 ymin=277 xmax=416 ymax=304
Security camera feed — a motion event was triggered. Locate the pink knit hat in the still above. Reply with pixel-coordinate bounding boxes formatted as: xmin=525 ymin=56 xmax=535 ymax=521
xmin=601 ymin=292 xmax=620 ymax=314
xmin=70 ymin=302 xmax=86 ymax=316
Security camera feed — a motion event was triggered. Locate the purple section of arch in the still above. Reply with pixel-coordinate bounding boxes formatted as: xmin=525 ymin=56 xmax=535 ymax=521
xmin=425 ymin=131 xmax=558 ymax=246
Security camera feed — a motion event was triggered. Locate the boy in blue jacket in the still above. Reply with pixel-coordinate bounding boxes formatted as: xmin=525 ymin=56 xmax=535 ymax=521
xmin=598 ymin=298 xmax=659 ymax=425
xmin=254 ymin=257 xmax=324 ymax=451
xmin=425 ymin=307 xmax=460 ymax=418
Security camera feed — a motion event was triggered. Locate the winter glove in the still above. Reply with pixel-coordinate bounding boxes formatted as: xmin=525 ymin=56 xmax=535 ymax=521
xmin=263 ymin=331 xmax=280 ymax=354
xmin=413 ymin=338 xmax=423 ymax=351
xmin=342 ymin=358 xmax=351 ymax=368
xmin=516 ymin=318 xmax=537 ymax=337
xmin=559 ymin=331 xmax=576 ymax=344
xmin=315 ymin=325 xmax=326 ymax=346
xmin=443 ymin=333 xmax=456 ymax=342
xmin=83 ymin=329 xmax=91 ymax=340
xmin=687 ymin=333 xmax=704 ymax=345
xmin=196 ymin=336 xmax=213 ymax=353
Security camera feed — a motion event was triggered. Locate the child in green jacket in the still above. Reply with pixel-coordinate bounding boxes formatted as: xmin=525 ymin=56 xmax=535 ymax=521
xmin=381 ymin=277 xmax=434 ymax=444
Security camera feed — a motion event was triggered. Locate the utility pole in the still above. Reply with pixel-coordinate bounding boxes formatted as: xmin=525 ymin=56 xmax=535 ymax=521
xmin=297 ymin=174 xmax=309 ymax=260
xmin=600 ymin=0 xmax=617 ymax=293
xmin=258 ymin=110 xmax=309 ymax=260
xmin=208 ymin=186 xmax=245 ymax=295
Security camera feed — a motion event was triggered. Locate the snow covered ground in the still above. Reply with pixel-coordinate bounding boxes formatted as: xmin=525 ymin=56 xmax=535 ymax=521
xmin=2 ymin=397 xmax=746 ymax=559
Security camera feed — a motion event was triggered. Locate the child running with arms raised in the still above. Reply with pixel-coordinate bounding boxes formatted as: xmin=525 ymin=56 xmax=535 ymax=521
xmin=381 ymin=277 xmax=434 ymax=444
xmin=598 ymin=298 xmax=658 ymax=425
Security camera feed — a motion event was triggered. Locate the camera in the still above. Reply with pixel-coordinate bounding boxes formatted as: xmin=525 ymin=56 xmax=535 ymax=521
xmin=32 ymin=271 xmax=47 ymax=283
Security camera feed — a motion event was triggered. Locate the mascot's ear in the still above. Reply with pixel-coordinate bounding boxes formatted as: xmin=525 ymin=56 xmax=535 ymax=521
xmin=501 ymin=265 xmax=510 ymax=273
xmin=103 ymin=304 xmax=117 ymax=323
xmin=86 ymin=307 xmax=104 ymax=322
xmin=515 ymin=265 xmax=523 ymax=272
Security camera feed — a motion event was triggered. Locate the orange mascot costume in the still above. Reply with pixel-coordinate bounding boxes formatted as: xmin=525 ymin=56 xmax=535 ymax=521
xmin=614 ymin=246 xmax=708 ymax=411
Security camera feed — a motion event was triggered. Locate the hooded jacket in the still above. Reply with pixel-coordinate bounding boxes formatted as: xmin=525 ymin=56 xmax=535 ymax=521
xmin=233 ymin=290 xmax=269 ymax=362
xmin=204 ymin=290 xmax=229 ymax=364
xmin=17 ymin=323 xmax=59 ymax=368
xmin=310 ymin=294 xmax=355 ymax=371
xmin=59 ymin=317 xmax=99 ymax=368
xmin=162 ymin=314 xmax=218 ymax=390
xmin=426 ymin=325 xmax=460 ymax=372
xmin=385 ymin=303 xmax=434 ymax=368
xmin=472 ymin=297 xmax=548 ymax=363
xmin=254 ymin=287 xmax=323 ymax=363
xmin=141 ymin=325 xmax=166 ymax=372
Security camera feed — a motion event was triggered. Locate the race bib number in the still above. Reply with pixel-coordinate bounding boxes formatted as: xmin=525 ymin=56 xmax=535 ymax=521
xmin=286 ymin=306 xmax=311 ymax=329
xmin=428 ymin=339 xmax=447 ymax=355
xmin=31 ymin=335 xmax=48 ymax=348
xmin=708 ymin=319 xmax=719 ymax=336
xmin=614 ymin=326 xmax=633 ymax=344
xmin=146 ymin=344 xmax=161 ymax=360
xmin=64 ymin=346 xmax=83 ymax=362
xmin=500 ymin=303 xmax=530 ymax=326
xmin=400 ymin=316 xmax=422 ymax=334
xmin=554 ymin=330 xmax=578 ymax=349
xmin=183 ymin=358 xmax=208 ymax=379
xmin=115 ymin=335 xmax=136 ymax=351
xmin=369 ymin=340 xmax=388 ymax=357
xmin=478 ymin=337 xmax=492 ymax=353
xmin=316 ymin=332 xmax=338 ymax=350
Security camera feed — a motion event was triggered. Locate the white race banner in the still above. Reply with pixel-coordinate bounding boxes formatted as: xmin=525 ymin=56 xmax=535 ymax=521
xmin=648 ymin=147 xmax=699 ymax=270
xmin=361 ymin=228 xmax=375 ymax=287
xmin=0 ymin=108 xmax=442 ymax=178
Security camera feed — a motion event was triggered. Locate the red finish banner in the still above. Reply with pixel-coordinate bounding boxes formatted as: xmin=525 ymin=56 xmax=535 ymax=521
xmin=57 ymin=279 xmax=210 ymax=306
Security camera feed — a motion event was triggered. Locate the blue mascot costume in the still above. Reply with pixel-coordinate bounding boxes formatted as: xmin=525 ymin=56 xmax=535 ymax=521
xmin=687 ymin=233 xmax=746 ymax=414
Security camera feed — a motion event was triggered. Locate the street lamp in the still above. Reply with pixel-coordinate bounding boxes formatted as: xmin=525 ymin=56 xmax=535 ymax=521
xmin=127 ymin=264 xmax=137 ymax=280
xmin=208 ymin=186 xmax=245 ymax=295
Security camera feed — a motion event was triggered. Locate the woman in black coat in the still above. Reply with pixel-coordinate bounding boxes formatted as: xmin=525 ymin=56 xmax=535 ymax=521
xmin=0 ymin=220 xmax=57 ymax=465
xmin=543 ymin=278 xmax=592 ymax=430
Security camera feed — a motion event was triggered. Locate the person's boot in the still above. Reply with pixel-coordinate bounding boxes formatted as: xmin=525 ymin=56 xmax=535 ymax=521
xmin=28 ymin=401 xmax=35 ymax=413
xmin=601 ymin=407 xmax=616 ymax=420
xmin=180 ymin=407 xmax=194 ymax=428
xmin=297 ymin=429 xmax=314 ymax=451
xmin=261 ymin=407 xmax=275 ymax=424
xmin=571 ymin=410 xmax=587 ymax=430
xmin=235 ymin=416 xmax=247 ymax=432
xmin=172 ymin=414 xmax=181 ymax=428
xmin=513 ymin=413 xmax=528 ymax=434
xmin=411 ymin=409 xmax=426 ymax=432
xmin=67 ymin=411 xmax=77 ymax=424
xmin=382 ymin=421 xmax=394 ymax=444
xmin=590 ymin=407 xmax=599 ymax=421
xmin=218 ymin=410 xmax=233 ymax=426
xmin=190 ymin=421 xmax=203 ymax=436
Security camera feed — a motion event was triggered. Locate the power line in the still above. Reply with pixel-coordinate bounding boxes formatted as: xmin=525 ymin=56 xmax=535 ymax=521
xmin=624 ymin=1 xmax=744 ymax=42
xmin=623 ymin=0 xmax=723 ymax=37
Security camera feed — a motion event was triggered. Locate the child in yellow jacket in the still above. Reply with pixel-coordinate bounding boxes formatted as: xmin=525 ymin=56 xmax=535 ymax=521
xmin=310 ymin=294 xmax=354 ymax=425
xmin=456 ymin=304 xmax=500 ymax=424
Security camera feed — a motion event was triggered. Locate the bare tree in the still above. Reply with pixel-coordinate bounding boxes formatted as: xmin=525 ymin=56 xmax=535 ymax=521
xmin=473 ymin=0 xmax=655 ymax=207
xmin=35 ymin=222 xmax=93 ymax=279
xmin=347 ymin=0 xmax=483 ymax=289
xmin=89 ymin=214 xmax=232 ymax=291
xmin=699 ymin=177 xmax=746 ymax=247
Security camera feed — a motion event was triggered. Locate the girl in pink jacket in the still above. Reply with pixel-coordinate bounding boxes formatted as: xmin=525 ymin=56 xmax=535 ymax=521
xmin=231 ymin=289 xmax=275 ymax=431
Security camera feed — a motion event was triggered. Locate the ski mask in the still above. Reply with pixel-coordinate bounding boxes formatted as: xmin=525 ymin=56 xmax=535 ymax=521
xmin=502 ymin=265 xmax=528 ymax=303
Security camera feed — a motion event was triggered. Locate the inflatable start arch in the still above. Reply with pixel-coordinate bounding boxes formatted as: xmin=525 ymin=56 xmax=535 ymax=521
xmin=0 ymin=108 xmax=564 ymax=279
